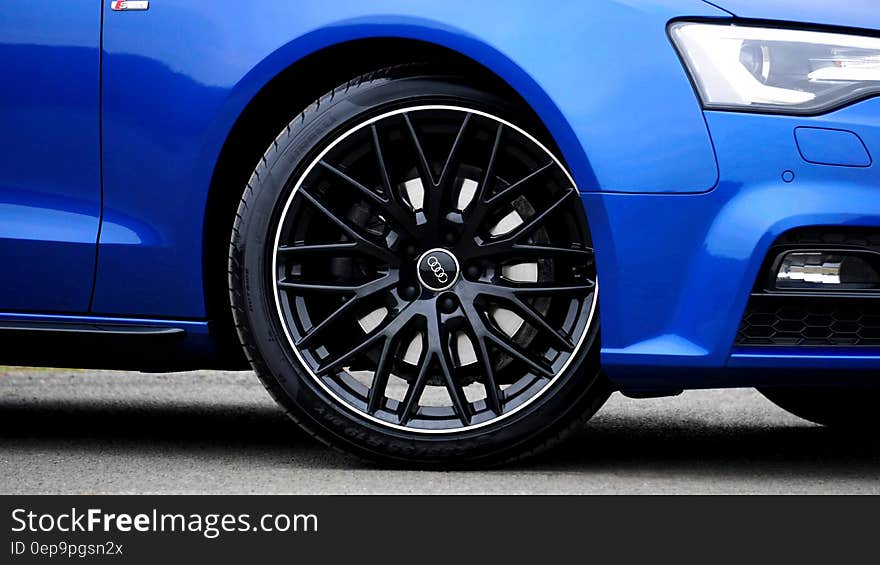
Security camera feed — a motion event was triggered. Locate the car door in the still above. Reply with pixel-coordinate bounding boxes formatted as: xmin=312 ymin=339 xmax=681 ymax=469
xmin=0 ymin=3 xmax=102 ymax=312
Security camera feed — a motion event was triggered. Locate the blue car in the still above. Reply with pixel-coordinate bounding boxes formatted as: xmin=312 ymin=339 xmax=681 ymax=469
xmin=3 ymin=0 xmax=879 ymax=465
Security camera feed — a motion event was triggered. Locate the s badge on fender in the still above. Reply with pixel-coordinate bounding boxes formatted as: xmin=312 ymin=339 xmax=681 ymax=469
xmin=111 ymin=1 xmax=149 ymax=10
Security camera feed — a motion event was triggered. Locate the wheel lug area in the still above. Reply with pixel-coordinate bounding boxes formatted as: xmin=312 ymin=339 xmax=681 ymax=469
xmin=400 ymin=285 xmax=419 ymax=301
xmin=439 ymin=295 xmax=458 ymax=314
xmin=465 ymin=264 xmax=482 ymax=280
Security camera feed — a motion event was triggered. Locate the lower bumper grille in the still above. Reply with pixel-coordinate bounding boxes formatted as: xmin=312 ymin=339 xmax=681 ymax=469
xmin=736 ymin=296 xmax=880 ymax=347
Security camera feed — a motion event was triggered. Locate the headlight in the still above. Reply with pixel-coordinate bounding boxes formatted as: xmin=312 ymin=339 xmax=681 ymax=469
xmin=670 ymin=22 xmax=880 ymax=114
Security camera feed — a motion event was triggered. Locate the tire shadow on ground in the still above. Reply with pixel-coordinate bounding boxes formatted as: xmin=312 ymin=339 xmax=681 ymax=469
xmin=1 ymin=397 xmax=879 ymax=481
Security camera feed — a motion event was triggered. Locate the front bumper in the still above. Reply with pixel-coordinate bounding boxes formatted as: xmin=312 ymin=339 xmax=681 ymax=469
xmin=584 ymin=97 xmax=880 ymax=391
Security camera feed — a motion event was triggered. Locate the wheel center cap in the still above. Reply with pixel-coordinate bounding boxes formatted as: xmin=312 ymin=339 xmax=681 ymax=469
xmin=416 ymin=248 xmax=460 ymax=292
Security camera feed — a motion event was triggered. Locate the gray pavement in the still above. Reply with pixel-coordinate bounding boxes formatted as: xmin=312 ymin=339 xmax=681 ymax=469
xmin=0 ymin=367 xmax=878 ymax=494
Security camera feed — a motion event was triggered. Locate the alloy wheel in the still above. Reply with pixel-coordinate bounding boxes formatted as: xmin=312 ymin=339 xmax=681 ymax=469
xmin=271 ymin=105 xmax=597 ymax=433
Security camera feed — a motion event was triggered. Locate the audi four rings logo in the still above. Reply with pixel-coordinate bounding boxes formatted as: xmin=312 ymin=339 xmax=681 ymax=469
xmin=426 ymin=256 xmax=449 ymax=283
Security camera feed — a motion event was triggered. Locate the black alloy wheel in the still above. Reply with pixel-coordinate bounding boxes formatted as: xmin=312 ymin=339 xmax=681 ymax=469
xmin=230 ymin=67 xmax=608 ymax=465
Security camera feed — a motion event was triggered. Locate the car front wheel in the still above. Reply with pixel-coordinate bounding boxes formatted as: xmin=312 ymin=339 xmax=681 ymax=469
xmin=229 ymin=67 xmax=608 ymax=466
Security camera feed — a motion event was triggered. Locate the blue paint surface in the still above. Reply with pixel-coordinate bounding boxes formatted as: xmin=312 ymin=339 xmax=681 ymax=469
xmin=0 ymin=3 xmax=101 ymax=312
xmin=795 ymin=127 xmax=871 ymax=167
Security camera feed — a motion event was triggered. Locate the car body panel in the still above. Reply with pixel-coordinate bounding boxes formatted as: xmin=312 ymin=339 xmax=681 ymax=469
xmin=594 ymin=96 xmax=880 ymax=388
xmin=0 ymin=3 xmax=101 ymax=312
xmin=94 ymin=0 xmax=722 ymax=318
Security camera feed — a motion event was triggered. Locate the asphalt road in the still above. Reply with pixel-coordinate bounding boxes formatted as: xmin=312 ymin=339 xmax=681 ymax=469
xmin=1 ymin=367 xmax=878 ymax=494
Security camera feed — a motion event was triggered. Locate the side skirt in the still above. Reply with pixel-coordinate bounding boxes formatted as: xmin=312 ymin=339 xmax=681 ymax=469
xmin=0 ymin=313 xmax=234 ymax=371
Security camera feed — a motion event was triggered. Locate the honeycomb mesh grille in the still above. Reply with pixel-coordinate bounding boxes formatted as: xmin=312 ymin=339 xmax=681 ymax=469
xmin=737 ymin=297 xmax=880 ymax=347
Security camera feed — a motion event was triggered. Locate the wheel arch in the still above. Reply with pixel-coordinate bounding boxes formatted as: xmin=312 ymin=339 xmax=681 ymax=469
xmin=202 ymin=30 xmax=597 ymax=365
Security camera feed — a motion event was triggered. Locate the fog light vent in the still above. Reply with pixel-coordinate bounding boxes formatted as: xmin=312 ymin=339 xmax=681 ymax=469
xmin=775 ymin=251 xmax=880 ymax=291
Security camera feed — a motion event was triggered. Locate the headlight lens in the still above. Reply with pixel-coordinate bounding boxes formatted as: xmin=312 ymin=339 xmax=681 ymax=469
xmin=670 ymin=22 xmax=880 ymax=113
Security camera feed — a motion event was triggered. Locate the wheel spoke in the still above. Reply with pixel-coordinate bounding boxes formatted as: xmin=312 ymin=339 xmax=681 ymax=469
xmin=278 ymin=280 xmax=370 ymax=293
xmin=464 ymin=301 xmax=554 ymax=379
xmin=298 ymin=187 xmax=399 ymax=265
xmin=510 ymin=281 xmax=595 ymax=297
xmin=370 ymin=123 xmax=421 ymax=234
xmin=403 ymin=112 xmax=470 ymax=230
xmin=366 ymin=334 xmax=396 ymax=414
xmin=318 ymin=160 xmax=385 ymax=207
xmin=471 ymin=279 xmax=594 ymax=297
xmin=296 ymin=275 xmax=398 ymax=348
xmin=473 ymin=188 xmax=576 ymax=255
xmin=403 ymin=113 xmax=436 ymax=186
xmin=491 ymin=295 xmax=575 ymax=352
xmin=507 ymin=187 xmax=576 ymax=241
xmin=438 ymin=113 xmax=471 ymax=189
xmin=278 ymin=242 xmax=360 ymax=256
xmin=437 ymin=328 xmax=472 ymax=425
xmin=416 ymin=113 xmax=472 ymax=229
xmin=316 ymin=306 xmax=412 ymax=376
xmin=316 ymin=329 xmax=386 ymax=376
xmin=484 ymin=161 xmax=554 ymax=206
xmin=484 ymin=330 xmax=555 ymax=378
xmin=371 ymin=124 xmax=393 ymax=197
xmin=279 ymin=272 xmax=397 ymax=296
xmin=399 ymin=350 xmax=431 ymax=426
xmin=461 ymin=124 xmax=503 ymax=239
xmin=296 ymin=297 xmax=362 ymax=348
xmin=461 ymin=305 xmax=503 ymax=415
xmin=512 ymin=243 xmax=593 ymax=259
xmin=468 ymin=243 xmax=594 ymax=260
xmin=474 ymin=335 xmax=503 ymax=416
xmin=318 ymin=160 xmax=418 ymax=237
xmin=475 ymin=123 xmax=503 ymax=205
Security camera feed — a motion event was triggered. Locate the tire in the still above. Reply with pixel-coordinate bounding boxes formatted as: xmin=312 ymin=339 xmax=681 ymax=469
xmin=759 ymin=387 xmax=880 ymax=428
xmin=229 ymin=66 xmax=608 ymax=467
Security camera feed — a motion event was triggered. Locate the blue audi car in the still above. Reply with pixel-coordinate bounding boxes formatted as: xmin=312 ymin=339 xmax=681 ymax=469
xmin=3 ymin=0 xmax=879 ymax=465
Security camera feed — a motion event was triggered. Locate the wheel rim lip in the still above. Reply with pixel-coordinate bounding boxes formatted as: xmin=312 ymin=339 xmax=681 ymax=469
xmin=415 ymin=247 xmax=460 ymax=292
xmin=270 ymin=104 xmax=598 ymax=435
